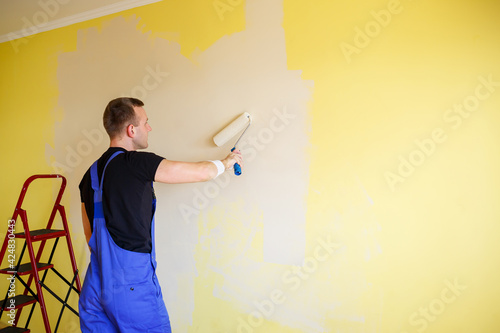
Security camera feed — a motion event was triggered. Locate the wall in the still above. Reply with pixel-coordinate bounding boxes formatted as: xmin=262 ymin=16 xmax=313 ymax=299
xmin=1 ymin=0 xmax=499 ymax=332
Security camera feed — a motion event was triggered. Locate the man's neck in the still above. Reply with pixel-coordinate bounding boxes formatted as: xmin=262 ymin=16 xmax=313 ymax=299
xmin=109 ymin=139 xmax=135 ymax=151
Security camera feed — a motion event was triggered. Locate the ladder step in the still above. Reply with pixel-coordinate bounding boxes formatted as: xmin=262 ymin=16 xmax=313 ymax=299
xmin=0 ymin=327 xmax=30 ymax=333
xmin=0 ymin=295 xmax=36 ymax=310
xmin=14 ymin=229 xmax=66 ymax=241
xmin=0 ymin=262 xmax=53 ymax=276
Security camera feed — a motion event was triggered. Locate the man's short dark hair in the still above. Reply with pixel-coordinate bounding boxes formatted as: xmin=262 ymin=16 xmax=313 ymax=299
xmin=103 ymin=97 xmax=144 ymax=139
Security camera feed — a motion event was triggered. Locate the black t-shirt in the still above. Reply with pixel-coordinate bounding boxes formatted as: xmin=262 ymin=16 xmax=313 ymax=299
xmin=79 ymin=147 xmax=164 ymax=253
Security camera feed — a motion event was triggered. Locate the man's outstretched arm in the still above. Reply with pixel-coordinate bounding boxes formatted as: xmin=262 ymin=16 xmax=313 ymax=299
xmin=154 ymin=149 xmax=243 ymax=184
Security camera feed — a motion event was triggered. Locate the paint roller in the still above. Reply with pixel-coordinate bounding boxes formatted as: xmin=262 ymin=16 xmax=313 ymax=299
xmin=213 ymin=112 xmax=252 ymax=176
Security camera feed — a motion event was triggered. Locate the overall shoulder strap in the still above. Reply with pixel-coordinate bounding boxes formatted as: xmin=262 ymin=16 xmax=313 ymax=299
xmin=99 ymin=150 xmax=125 ymax=191
xmin=90 ymin=151 xmax=125 ymax=217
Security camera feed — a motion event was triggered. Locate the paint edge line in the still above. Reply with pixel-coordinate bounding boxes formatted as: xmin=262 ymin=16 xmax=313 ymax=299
xmin=0 ymin=0 xmax=162 ymax=44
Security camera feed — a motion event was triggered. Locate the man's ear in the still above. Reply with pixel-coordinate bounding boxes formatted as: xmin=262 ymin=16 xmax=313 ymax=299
xmin=126 ymin=124 xmax=135 ymax=138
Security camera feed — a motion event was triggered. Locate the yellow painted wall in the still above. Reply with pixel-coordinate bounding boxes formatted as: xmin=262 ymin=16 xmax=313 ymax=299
xmin=1 ymin=0 xmax=499 ymax=332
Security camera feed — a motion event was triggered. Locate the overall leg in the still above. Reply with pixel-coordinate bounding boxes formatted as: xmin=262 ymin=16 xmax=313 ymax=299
xmin=79 ymin=265 xmax=119 ymax=333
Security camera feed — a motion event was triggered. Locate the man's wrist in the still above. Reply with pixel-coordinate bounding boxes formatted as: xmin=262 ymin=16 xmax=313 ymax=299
xmin=220 ymin=158 xmax=231 ymax=170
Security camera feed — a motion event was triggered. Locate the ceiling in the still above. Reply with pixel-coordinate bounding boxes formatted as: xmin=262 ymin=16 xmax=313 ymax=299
xmin=0 ymin=0 xmax=161 ymax=40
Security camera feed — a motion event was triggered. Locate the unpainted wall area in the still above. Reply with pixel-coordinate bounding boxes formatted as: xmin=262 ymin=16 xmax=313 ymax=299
xmin=0 ymin=0 xmax=500 ymax=332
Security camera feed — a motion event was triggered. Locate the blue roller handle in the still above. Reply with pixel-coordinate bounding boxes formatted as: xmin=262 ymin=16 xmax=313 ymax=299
xmin=231 ymin=147 xmax=241 ymax=176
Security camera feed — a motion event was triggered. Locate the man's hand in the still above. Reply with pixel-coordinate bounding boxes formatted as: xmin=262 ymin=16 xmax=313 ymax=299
xmin=222 ymin=149 xmax=243 ymax=170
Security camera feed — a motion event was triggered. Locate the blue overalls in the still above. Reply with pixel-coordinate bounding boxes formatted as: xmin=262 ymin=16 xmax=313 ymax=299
xmin=79 ymin=151 xmax=172 ymax=332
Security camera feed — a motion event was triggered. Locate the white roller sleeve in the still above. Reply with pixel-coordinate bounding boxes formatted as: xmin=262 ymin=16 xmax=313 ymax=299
xmin=213 ymin=112 xmax=251 ymax=147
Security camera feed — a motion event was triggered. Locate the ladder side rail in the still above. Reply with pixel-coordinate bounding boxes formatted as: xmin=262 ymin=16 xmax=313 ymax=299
xmin=15 ymin=275 xmax=38 ymax=301
xmin=34 ymin=176 xmax=66 ymax=264
xmin=15 ymin=275 xmax=39 ymax=330
xmin=18 ymin=209 xmax=52 ymax=333
xmin=18 ymin=209 xmax=36 ymax=297
xmin=14 ymin=210 xmax=34 ymax=328
xmin=19 ymin=209 xmax=35 ymax=293
xmin=40 ymin=175 xmax=66 ymax=233
xmin=58 ymin=206 xmax=81 ymax=292
xmin=15 ymin=273 xmax=40 ymax=327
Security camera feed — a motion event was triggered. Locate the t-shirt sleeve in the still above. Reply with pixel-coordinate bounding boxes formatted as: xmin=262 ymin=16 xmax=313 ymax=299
xmin=125 ymin=151 xmax=165 ymax=182
xmin=79 ymin=170 xmax=90 ymax=203
xmin=79 ymin=168 xmax=94 ymax=231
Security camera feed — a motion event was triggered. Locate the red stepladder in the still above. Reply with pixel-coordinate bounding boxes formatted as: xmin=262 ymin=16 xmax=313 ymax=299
xmin=0 ymin=175 xmax=81 ymax=332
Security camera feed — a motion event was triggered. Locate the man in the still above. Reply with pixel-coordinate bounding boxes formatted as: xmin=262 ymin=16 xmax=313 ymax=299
xmin=79 ymin=97 xmax=242 ymax=332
